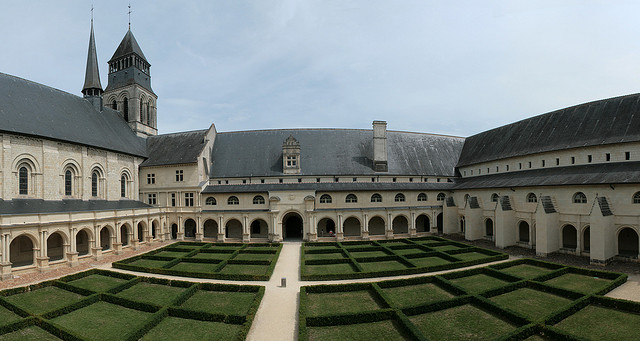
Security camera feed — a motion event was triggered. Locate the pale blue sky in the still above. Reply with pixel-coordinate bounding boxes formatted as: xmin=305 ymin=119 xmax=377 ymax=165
xmin=1 ymin=1 xmax=639 ymax=136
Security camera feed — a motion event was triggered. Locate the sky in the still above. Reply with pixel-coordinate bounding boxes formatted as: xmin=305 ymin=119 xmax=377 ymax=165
xmin=1 ymin=1 xmax=640 ymax=136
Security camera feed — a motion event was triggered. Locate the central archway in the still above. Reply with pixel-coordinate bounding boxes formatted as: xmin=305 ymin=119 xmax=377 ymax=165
xmin=283 ymin=212 xmax=303 ymax=239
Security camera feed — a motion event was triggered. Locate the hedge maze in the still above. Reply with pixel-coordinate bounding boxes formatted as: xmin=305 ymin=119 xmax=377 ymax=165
xmin=299 ymin=258 xmax=634 ymax=341
xmin=113 ymin=242 xmax=282 ymax=281
xmin=0 ymin=269 xmax=263 ymax=340
xmin=301 ymin=237 xmax=507 ymax=280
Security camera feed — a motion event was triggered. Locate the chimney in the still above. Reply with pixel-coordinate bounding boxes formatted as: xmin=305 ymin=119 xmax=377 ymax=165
xmin=373 ymin=120 xmax=388 ymax=172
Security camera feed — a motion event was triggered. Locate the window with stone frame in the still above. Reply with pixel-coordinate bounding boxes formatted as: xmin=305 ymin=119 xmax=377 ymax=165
xmin=345 ymin=194 xmax=358 ymax=203
xmin=417 ymin=193 xmax=427 ymax=202
xmin=371 ymin=193 xmax=382 ymax=202
xmin=184 ymin=192 xmax=194 ymax=206
xmin=148 ymin=193 xmax=157 ymax=205
xmin=319 ymin=194 xmax=332 ymax=203
xmin=573 ymin=192 xmax=587 ymax=204
xmin=253 ymin=195 xmax=265 ymax=205
xmin=228 ymin=196 xmax=239 ymax=205
xmin=394 ymin=193 xmax=405 ymax=202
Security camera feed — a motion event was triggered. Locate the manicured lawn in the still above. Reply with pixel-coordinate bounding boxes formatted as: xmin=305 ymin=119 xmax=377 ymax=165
xmin=154 ymin=251 xmax=191 ymax=258
xmin=116 ymin=282 xmax=187 ymax=306
xmin=305 ymin=290 xmax=382 ymax=316
xmin=233 ymin=253 xmax=274 ymax=261
xmin=305 ymin=244 xmax=340 ymax=250
xmin=51 ymin=301 xmax=153 ymax=340
xmin=382 ymin=283 xmax=454 ymax=308
xmin=129 ymin=259 xmax=169 ymax=268
xmin=141 ymin=317 xmax=242 ymax=340
xmin=554 ymin=305 xmax=640 ymax=340
xmin=431 ymin=245 xmax=464 ymax=252
xmin=409 ymin=304 xmax=518 ymax=340
xmin=410 ymin=256 xmax=452 ymax=268
xmin=544 ymin=273 xmax=612 ymax=294
xmin=218 ymin=264 xmax=269 ymax=276
xmin=380 ymin=241 xmax=410 ymax=247
xmin=304 ymin=263 xmax=357 ymax=275
xmin=180 ymin=290 xmax=257 ymax=315
xmin=304 ymin=252 xmax=346 ymax=260
xmin=4 ymin=286 xmax=84 ymax=315
xmin=189 ymin=252 xmax=232 ymax=260
xmin=489 ymin=288 xmax=573 ymax=321
xmin=454 ymin=252 xmax=490 ymax=262
xmin=0 ymin=305 xmax=22 ymax=326
xmin=359 ymin=260 xmax=408 ymax=272
xmin=175 ymin=244 xmax=205 ymax=249
xmin=67 ymin=274 xmax=128 ymax=292
xmin=498 ymin=264 xmax=555 ymax=279
xmin=391 ymin=248 xmax=424 ymax=256
xmin=169 ymin=261 xmax=218 ymax=273
xmin=0 ymin=326 xmax=61 ymax=341
xmin=307 ymin=319 xmax=409 ymax=341
xmin=449 ymin=274 xmax=511 ymax=294
xmin=349 ymin=250 xmax=390 ymax=258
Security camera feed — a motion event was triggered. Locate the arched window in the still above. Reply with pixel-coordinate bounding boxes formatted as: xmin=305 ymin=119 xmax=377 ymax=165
xmin=123 ymin=97 xmax=129 ymax=121
xmin=417 ymin=193 xmax=427 ymax=202
xmin=527 ymin=193 xmax=537 ymax=203
xmin=253 ymin=195 xmax=265 ymax=205
xmin=345 ymin=194 xmax=358 ymax=203
xmin=147 ymin=101 xmax=152 ymax=125
xmin=140 ymin=101 xmax=145 ymax=123
xmin=111 ymin=100 xmax=117 ymax=110
xmin=120 ymin=174 xmax=127 ymax=197
xmin=228 ymin=196 xmax=239 ymax=205
xmin=633 ymin=192 xmax=640 ymax=204
xmin=18 ymin=166 xmax=28 ymax=195
xmin=319 ymin=194 xmax=332 ymax=203
xmin=491 ymin=193 xmax=499 ymax=202
xmin=205 ymin=197 xmax=216 ymax=205
xmin=395 ymin=193 xmax=405 ymax=202
xmin=371 ymin=193 xmax=382 ymax=203
xmin=437 ymin=193 xmax=446 ymax=201
xmin=573 ymin=192 xmax=587 ymax=204
xmin=91 ymin=171 xmax=99 ymax=197
xmin=464 ymin=194 xmax=470 ymax=203
xmin=65 ymin=169 xmax=73 ymax=196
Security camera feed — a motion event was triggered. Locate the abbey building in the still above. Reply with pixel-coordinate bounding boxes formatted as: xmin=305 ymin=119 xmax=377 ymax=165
xmin=0 ymin=22 xmax=638 ymax=279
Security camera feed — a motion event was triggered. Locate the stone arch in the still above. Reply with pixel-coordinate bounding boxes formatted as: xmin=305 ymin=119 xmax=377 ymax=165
xmin=137 ymin=221 xmax=146 ymax=242
xmin=459 ymin=216 xmax=465 ymax=233
xmin=12 ymin=154 xmax=40 ymax=173
xmin=120 ymin=168 xmax=133 ymax=198
xmin=184 ymin=219 xmax=196 ymax=238
xmin=618 ymin=227 xmax=639 ymax=257
xmin=437 ymin=213 xmax=443 ymax=233
xmin=562 ymin=224 xmax=577 ymax=249
xmin=225 ymin=219 xmax=243 ymax=239
xmin=282 ymin=211 xmax=304 ymax=239
xmin=415 ymin=214 xmax=430 ymax=232
xmin=100 ymin=226 xmax=112 ymax=251
xmin=392 ymin=215 xmax=409 ymax=234
xmin=343 ymin=217 xmax=361 ymax=237
xmin=120 ymin=224 xmax=131 ymax=246
xmin=203 ymin=219 xmax=218 ymax=238
xmin=369 ymin=216 xmax=385 ymax=235
xmin=14 ymin=156 xmax=38 ymax=196
xmin=171 ymin=223 xmax=178 ymax=240
xmin=485 ymin=218 xmax=494 ymax=237
xmin=10 ymin=234 xmax=36 ymax=267
xmin=582 ymin=225 xmax=590 ymax=252
xmin=518 ymin=221 xmax=530 ymax=243
xmin=250 ymin=219 xmax=268 ymax=238
xmin=75 ymin=229 xmax=91 ymax=256
xmin=89 ymin=164 xmax=105 ymax=198
xmin=151 ymin=220 xmax=159 ymax=239
xmin=61 ymin=160 xmax=81 ymax=197
xmin=47 ymin=232 xmax=65 ymax=262
xmin=317 ymin=217 xmax=336 ymax=237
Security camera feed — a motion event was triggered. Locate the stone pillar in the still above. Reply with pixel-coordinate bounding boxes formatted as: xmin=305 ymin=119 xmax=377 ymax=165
xmin=442 ymin=202 xmax=458 ymax=235
xmin=308 ymin=214 xmax=317 ymax=241
xmin=409 ymin=212 xmax=417 ymax=237
xmin=37 ymin=230 xmax=50 ymax=271
xmin=534 ymin=208 xmax=559 ymax=257
xmin=589 ymin=206 xmax=616 ymax=265
xmin=494 ymin=203 xmax=516 ymax=249
xmin=464 ymin=207 xmax=484 ymax=241
xmin=146 ymin=219 xmax=154 ymax=243
xmin=0 ymin=234 xmax=12 ymax=280
xmin=336 ymin=214 xmax=344 ymax=241
xmin=195 ymin=216 xmax=204 ymax=241
xmin=177 ymin=216 xmax=184 ymax=240
xmin=67 ymin=228 xmax=79 ymax=267
xmin=362 ymin=213 xmax=370 ymax=240
xmin=386 ymin=212 xmax=394 ymax=239
xmin=242 ymin=215 xmax=250 ymax=243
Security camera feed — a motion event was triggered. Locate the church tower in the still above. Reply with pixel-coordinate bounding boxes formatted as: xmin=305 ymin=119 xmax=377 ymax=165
xmin=103 ymin=28 xmax=158 ymax=137
xmin=82 ymin=18 xmax=103 ymax=112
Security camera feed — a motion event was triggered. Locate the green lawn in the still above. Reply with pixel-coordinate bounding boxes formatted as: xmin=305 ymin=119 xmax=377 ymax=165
xmin=169 ymin=261 xmax=218 ymax=273
xmin=67 ymin=274 xmax=128 ymax=292
xmin=307 ymin=319 xmax=409 ymax=341
xmin=359 ymin=260 xmax=408 ymax=272
xmin=431 ymin=245 xmax=464 ymax=252
xmin=304 ymin=263 xmax=357 ymax=275
xmin=498 ymin=264 xmax=556 ymax=279
xmin=128 ymin=259 xmax=169 ymax=268
xmin=116 ymin=282 xmax=187 ymax=306
xmin=4 ymin=286 xmax=85 ymax=315
xmin=0 ymin=305 xmax=22 ymax=326
xmin=382 ymin=283 xmax=454 ymax=308
xmin=380 ymin=241 xmax=410 ymax=246
xmin=408 ymin=304 xmax=518 ymax=340
xmin=544 ymin=273 xmax=612 ymax=294
xmin=188 ymin=252 xmax=232 ymax=260
xmin=349 ymin=250 xmax=390 ymax=258
xmin=304 ymin=252 xmax=346 ymax=260
xmin=489 ymin=288 xmax=573 ymax=321
xmin=554 ymin=305 xmax=640 ymax=340
xmin=51 ymin=301 xmax=153 ymax=340
xmin=180 ymin=290 xmax=257 ymax=315
xmin=174 ymin=244 xmax=205 ymax=249
xmin=410 ymin=256 xmax=452 ymax=268
xmin=154 ymin=251 xmax=191 ymax=258
xmin=391 ymin=248 xmax=424 ymax=256
xmin=218 ymin=264 xmax=269 ymax=276
xmin=0 ymin=326 xmax=61 ymax=341
xmin=305 ymin=244 xmax=340 ymax=250
xmin=454 ymin=252 xmax=490 ymax=262
xmin=141 ymin=317 xmax=242 ymax=340
xmin=305 ymin=290 xmax=382 ymax=316
xmin=449 ymin=274 xmax=511 ymax=294
xmin=233 ymin=253 xmax=274 ymax=261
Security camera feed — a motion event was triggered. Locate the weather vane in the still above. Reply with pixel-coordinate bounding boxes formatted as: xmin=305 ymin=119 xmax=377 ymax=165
xmin=91 ymin=4 xmax=94 ymax=23
xmin=128 ymin=3 xmax=132 ymax=29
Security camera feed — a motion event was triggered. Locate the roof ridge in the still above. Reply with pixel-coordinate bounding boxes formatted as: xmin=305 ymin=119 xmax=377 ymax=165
xmin=0 ymin=72 xmax=84 ymax=100
xmin=154 ymin=129 xmax=208 ymax=137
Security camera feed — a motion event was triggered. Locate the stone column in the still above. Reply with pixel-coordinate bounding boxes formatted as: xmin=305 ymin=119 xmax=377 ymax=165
xmin=409 ymin=212 xmax=417 ymax=237
xmin=37 ymin=230 xmax=50 ymax=271
xmin=362 ymin=213 xmax=370 ymax=240
xmin=195 ymin=216 xmax=204 ymax=241
xmin=67 ymin=228 xmax=79 ymax=266
xmin=177 ymin=216 xmax=184 ymax=240
xmin=242 ymin=215 xmax=250 ymax=242
xmin=91 ymin=225 xmax=102 ymax=260
xmin=336 ymin=214 xmax=344 ymax=242
xmin=0 ymin=234 xmax=12 ymax=280
xmin=386 ymin=212 xmax=394 ymax=239
xmin=218 ymin=216 xmax=225 ymax=242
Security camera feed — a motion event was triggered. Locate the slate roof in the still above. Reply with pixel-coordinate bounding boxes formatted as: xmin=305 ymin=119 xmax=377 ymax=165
xmin=457 ymin=93 xmax=640 ymax=167
xmin=0 ymin=199 xmax=151 ymax=216
xmin=141 ymin=129 xmax=208 ymax=167
xmin=452 ymin=162 xmax=640 ymax=189
xmin=82 ymin=21 xmax=102 ymax=91
xmin=202 ymin=182 xmax=453 ymax=194
xmin=210 ymin=129 xmax=464 ymax=178
xmin=108 ymin=29 xmax=148 ymax=63
xmin=0 ymin=73 xmax=146 ymax=157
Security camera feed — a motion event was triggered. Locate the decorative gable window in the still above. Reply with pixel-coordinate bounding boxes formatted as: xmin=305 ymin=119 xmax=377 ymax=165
xmin=282 ymin=135 xmax=301 ymax=174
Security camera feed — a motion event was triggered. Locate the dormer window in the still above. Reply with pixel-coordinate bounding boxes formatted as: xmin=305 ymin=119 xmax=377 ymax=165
xmin=286 ymin=156 xmax=297 ymax=167
xmin=282 ymin=135 xmax=301 ymax=174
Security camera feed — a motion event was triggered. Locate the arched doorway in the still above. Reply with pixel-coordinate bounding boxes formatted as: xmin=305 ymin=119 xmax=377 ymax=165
xmin=283 ymin=212 xmax=303 ymax=239
xmin=120 ymin=225 xmax=130 ymax=246
xmin=152 ymin=221 xmax=158 ymax=239
xmin=485 ymin=219 xmax=494 ymax=237
xmin=369 ymin=217 xmax=385 ymax=235
xmin=317 ymin=218 xmax=336 ymax=237
xmin=583 ymin=226 xmax=590 ymax=252
xmin=184 ymin=219 xmax=196 ymax=239
xmin=171 ymin=224 xmax=178 ymax=239
xmin=76 ymin=230 xmax=90 ymax=256
xmin=437 ymin=213 xmax=443 ymax=233
xmin=618 ymin=228 xmax=639 ymax=257
xmin=10 ymin=235 xmax=34 ymax=267
xmin=392 ymin=216 xmax=408 ymax=234
xmin=225 ymin=219 xmax=243 ymax=239
xmin=100 ymin=227 xmax=111 ymax=251
xmin=416 ymin=214 xmax=430 ymax=232
xmin=47 ymin=232 xmax=65 ymax=262
xmin=203 ymin=219 xmax=218 ymax=238
xmin=459 ymin=217 xmax=465 ymax=233
xmin=562 ymin=225 xmax=577 ymax=249
xmin=250 ymin=219 xmax=268 ymax=238
xmin=343 ymin=217 xmax=361 ymax=237
xmin=137 ymin=222 xmax=145 ymax=242
xmin=518 ymin=221 xmax=530 ymax=243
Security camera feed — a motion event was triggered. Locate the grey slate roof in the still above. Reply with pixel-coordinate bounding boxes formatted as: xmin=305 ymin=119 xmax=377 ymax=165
xmin=0 ymin=73 xmax=147 ymax=157
xmin=82 ymin=21 xmax=102 ymax=91
xmin=141 ymin=130 xmax=208 ymax=167
xmin=202 ymin=182 xmax=453 ymax=194
xmin=0 ymin=199 xmax=151 ymax=215
xmin=108 ymin=29 xmax=148 ymax=63
xmin=457 ymin=93 xmax=640 ymax=167
xmin=210 ymin=129 xmax=464 ymax=178
xmin=453 ymin=162 xmax=640 ymax=189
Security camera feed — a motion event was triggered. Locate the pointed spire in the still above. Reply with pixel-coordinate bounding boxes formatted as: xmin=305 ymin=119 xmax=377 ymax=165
xmin=82 ymin=17 xmax=103 ymax=93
